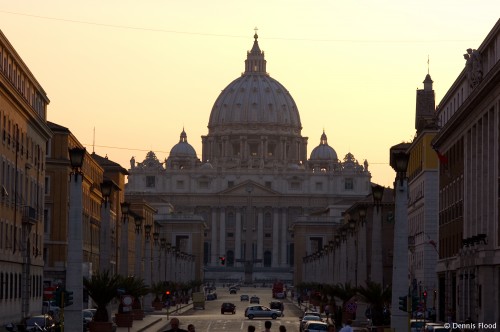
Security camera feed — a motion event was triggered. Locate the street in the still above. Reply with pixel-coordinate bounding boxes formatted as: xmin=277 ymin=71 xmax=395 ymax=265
xmin=166 ymin=286 xmax=304 ymax=332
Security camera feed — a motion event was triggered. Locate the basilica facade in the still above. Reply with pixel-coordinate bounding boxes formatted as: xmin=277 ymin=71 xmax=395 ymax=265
xmin=126 ymin=33 xmax=372 ymax=283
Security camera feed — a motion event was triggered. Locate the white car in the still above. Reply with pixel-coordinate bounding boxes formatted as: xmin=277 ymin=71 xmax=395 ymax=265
xmin=244 ymin=305 xmax=282 ymax=320
xmin=303 ymin=321 xmax=329 ymax=331
xmin=300 ymin=315 xmax=323 ymax=332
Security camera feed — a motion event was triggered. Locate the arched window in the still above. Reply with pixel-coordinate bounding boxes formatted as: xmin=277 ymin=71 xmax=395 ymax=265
xmin=227 ymin=211 xmax=235 ymax=228
xmin=264 ymin=212 xmax=272 ymax=228
xmin=263 ymin=251 xmax=272 ymax=267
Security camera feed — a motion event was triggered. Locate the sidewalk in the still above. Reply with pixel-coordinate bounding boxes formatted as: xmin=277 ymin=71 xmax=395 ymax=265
xmin=115 ymin=303 xmax=193 ymax=332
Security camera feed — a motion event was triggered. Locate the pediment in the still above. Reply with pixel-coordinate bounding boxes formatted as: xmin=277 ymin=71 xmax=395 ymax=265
xmin=218 ymin=180 xmax=279 ymax=196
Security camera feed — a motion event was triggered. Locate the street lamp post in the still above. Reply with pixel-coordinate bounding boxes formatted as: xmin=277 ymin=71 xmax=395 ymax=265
xmin=99 ymin=180 xmax=114 ymax=272
xmin=120 ymin=202 xmax=130 ymax=276
xmin=143 ymin=224 xmax=153 ymax=312
xmin=134 ymin=214 xmax=143 ymax=278
xmin=66 ymin=147 xmax=86 ymax=332
xmin=371 ymin=184 xmax=384 ymax=284
xmin=390 ymin=147 xmax=410 ymax=332
xmin=152 ymin=229 xmax=159 ymax=283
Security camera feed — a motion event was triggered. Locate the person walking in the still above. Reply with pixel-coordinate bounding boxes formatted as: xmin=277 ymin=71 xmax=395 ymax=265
xmin=163 ymin=317 xmax=188 ymax=332
xmin=279 ymin=326 xmax=287 ymax=332
xmin=187 ymin=324 xmax=195 ymax=332
xmin=248 ymin=325 xmax=256 ymax=332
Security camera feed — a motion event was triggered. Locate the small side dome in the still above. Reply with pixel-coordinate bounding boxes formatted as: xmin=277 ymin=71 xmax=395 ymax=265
xmin=309 ymin=131 xmax=337 ymax=161
xmin=169 ymin=129 xmax=197 ymax=157
xmin=200 ymin=162 xmax=214 ymax=170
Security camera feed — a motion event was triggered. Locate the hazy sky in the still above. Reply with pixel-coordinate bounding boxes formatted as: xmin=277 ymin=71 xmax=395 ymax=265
xmin=1 ymin=1 xmax=498 ymax=187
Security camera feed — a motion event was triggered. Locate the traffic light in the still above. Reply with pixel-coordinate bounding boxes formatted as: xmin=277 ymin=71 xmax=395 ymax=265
xmin=219 ymin=256 xmax=226 ymax=265
xmin=64 ymin=290 xmax=74 ymax=307
xmin=398 ymin=295 xmax=408 ymax=312
xmin=411 ymin=296 xmax=419 ymax=313
xmin=53 ymin=288 xmax=62 ymax=307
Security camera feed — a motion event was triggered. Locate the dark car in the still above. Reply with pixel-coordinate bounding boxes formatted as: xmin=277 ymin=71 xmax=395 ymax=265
xmin=221 ymin=302 xmax=236 ymax=314
xmin=250 ymin=296 xmax=260 ymax=304
xmin=229 ymin=287 xmax=237 ymax=294
xmin=240 ymin=294 xmax=250 ymax=301
xmin=206 ymin=293 xmax=217 ymax=300
xmin=24 ymin=314 xmax=56 ymax=332
xmin=269 ymin=301 xmax=284 ymax=316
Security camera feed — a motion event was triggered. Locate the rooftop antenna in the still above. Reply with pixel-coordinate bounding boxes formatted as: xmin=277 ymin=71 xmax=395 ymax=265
xmin=427 ymin=55 xmax=430 ymax=75
xmin=92 ymin=127 xmax=95 ymax=153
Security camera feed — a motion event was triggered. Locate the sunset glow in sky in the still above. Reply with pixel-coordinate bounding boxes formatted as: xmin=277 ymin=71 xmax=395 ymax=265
xmin=1 ymin=1 xmax=499 ymax=187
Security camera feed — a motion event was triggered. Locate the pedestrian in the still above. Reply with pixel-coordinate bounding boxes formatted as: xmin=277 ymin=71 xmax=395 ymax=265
xmin=327 ymin=324 xmax=336 ymax=332
xmin=262 ymin=320 xmax=272 ymax=332
xmin=163 ymin=317 xmax=188 ymax=332
xmin=248 ymin=325 xmax=256 ymax=332
xmin=187 ymin=324 xmax=195 ymax=332
xmin=279 ymin=326 xmax=287 ymax=332
xmin=338 ymin=319 xmax=353 ymax=332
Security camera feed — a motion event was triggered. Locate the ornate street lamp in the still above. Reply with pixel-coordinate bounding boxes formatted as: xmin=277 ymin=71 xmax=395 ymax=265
xmin=68 ymin=147 xmax=86 ymax=180
xmin=348 ymin=219 xmax=356 ymax=235
xmin=153 ymin=231 xmax=160 ymax=246
xmin=371 ymin=184 xmax=384 ymax=211
xmin=358 ymin=206 xmax=367 ymax=225
xmin=120 ymin=202 xmax=130 ymax=221
xmin=134 ymin=215 xmax=143 ymax=234
xmin=100 ymin=180 xmax=113 ymax=208
xmin=390 ymin=150 xmax=410 ymax=186
xmin=160 ymin=237 xmax=166 ymax=249
xmin=144 ymin=224 xmax=152 ymax=240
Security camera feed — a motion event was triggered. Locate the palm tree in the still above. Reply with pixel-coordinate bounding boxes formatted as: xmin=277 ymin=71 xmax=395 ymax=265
xmin=83 ymin=270 xmax=121 ymax=322
xmin=118 ymin=276 xmax=149 ymax=310
xmin=356 ymin=281 xmax=392 ymax=326
xmin=332 ymin=282 xmax=358 ymax=324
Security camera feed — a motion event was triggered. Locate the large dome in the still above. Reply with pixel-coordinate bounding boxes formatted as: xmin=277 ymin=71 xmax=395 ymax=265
xmin=208 ymin=33 xmax=302 ymax=135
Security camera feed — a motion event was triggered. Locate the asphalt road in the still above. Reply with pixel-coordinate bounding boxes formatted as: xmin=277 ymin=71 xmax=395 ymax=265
xmin=169 ymin=286 xmax=304 ymax=332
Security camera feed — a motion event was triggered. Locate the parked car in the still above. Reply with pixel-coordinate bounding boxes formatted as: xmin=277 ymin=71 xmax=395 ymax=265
xmin=221 ymin=302 xmax=236 ymax=314
xmin=24 ymin=314 xmax=56 ymax=332
xmin=303 ymin=321 xmax=329 ymax=331
xmin=300 ymin=315 xmax=323 ymax=332
xmin=250 ymin=296 xmax=260 ymax=303
xmin=229 ymin=287 xmax=237 ymax=294
xmin=240 ymin=294 xmax=249 ymax=301
xmin=244 ymin=305 xmax=281 ymax=320
xmin=206 ymin=293 xmax=217 ymax=300
xmin=42 ymin=301 xmax=60 ymax=316
xmin=83 ymin=308 xmax=96 ymax=328
xmin=269 ymin=301 xmax=284 ymax=316
xmin=301 ymin=310 xmax=321 ymax=319
xmin=410 ymin=319 xmax=429 ymax=332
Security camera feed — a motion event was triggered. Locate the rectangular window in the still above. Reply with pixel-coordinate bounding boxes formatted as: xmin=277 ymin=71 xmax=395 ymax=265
xmin=290 ymin=181 xmax=301 ymax=190
xmin=265 ymin=181 xmax=272 ymax=188
xmin=315 ymin=182 xmax=323 ymax=191
xmin=198 ymin=180 xmax=209 ymax=189
xmin=228 ymin=181 xmax=234 ymax=188
xmin=176 ymin=180 xmax=184 ymax=189
xmin=44 ymin=209 xmax=50 ymax=234
xmin=44 ymin=176 xmax=50 ymax=195
xmin=227 ymin=232 xmax=234 ymax=238
xmin=345 ymin=178 xmax=354 ymax=190
xmin=146 ymin=176 xmax=155 ymax=188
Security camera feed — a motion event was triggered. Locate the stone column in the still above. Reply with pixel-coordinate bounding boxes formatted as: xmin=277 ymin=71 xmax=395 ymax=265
xmin=280 ymin=208 xmax=288 ymax=266
xmin=119 ymin=216 xmax=129 ymax=276
xmin=134 ymin=228 xmax=142 ymax=278
xmin=99 ymin=202 xmax=111 ymax=271
xmin=235 ymin=209 xmax=242 ymax=266
xmin=257 ymin=209 xmax=263 ymax=266
xmin=143 ymin=237 xmax=153 ymax=312
xmin=371 ymin=207 xmax=383 ymax=284
xmin=219 ymin=208 xmax=226 ymax=258
xmin=272 ymin=209 xmax=279 ymax=267
xmin=211 ymin=209 xmax=217 ymax=266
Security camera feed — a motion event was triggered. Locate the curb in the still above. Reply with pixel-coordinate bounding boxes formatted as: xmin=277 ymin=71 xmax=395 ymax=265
xmin=136 ymin=318 xmax=163 ymax=332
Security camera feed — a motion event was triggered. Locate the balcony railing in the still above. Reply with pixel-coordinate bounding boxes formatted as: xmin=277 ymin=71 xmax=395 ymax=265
xmin=22 ymin=206 xmax=38 ymax=225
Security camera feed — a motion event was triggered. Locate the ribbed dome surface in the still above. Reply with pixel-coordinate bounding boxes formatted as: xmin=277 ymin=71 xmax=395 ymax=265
xmin=309 ymin=131 xmax=337 ymax=161
xmin=209 ymin=75 xmax=301 ymax=130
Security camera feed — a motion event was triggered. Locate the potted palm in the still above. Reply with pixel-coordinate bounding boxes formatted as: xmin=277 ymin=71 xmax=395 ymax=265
xmin=357 ymin=281 xmax=392 ymax=330
xmin=118 ymin=276 xmax=149 ymax=321
xmin=150 ymin=282 xmax=165 ymax=311
xmin=83 ymin=270 xmax=120 ymax=332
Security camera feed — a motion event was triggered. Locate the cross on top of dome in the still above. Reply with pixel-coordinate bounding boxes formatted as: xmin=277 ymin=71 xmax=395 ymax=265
xmin=246 ymin=28 xmax=266 ymax=74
